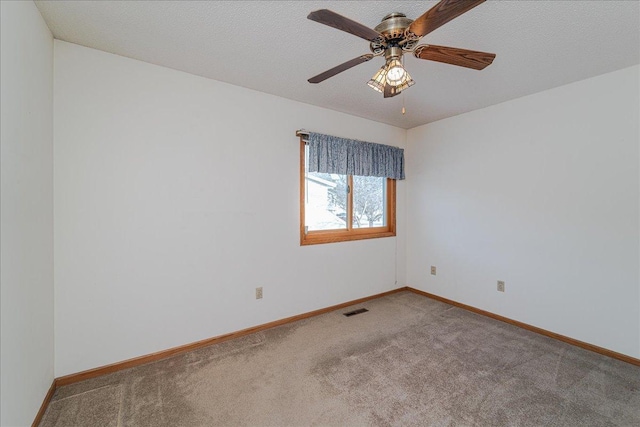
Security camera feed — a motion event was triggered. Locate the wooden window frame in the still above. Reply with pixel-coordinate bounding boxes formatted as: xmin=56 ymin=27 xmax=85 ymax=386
xmin=299 ymin=138 xmax=396 ymax=246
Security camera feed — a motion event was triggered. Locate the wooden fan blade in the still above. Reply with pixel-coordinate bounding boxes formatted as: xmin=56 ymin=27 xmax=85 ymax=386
xmin=308 ymin=9 xmax=382 ymax=42
xmin=308 ymin=54 xmax=374 ymax=84
xmin=414 ymin=44 xmax=495 ymax=70
xmin=407 ymin=0 xmax=486 ymax=38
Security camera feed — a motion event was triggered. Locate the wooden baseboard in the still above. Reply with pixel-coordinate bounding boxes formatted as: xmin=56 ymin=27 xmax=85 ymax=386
xmin=406 ymin=287 xmax=640 ymax=366
xmin=56 ymin=287 xmax=409 ymax=387
xmin=32 ymin=379 xmax=56 ymax=427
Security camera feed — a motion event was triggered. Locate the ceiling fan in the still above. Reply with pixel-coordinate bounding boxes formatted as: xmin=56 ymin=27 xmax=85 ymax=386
xmin=307 ymin=0 xmax=496 ymax=98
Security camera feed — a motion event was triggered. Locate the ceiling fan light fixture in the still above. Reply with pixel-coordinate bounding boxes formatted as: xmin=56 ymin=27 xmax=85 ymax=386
xmin=385 ymin=58 xmax=406 ymax=86
xmin=367 ymin=65 xmax=388 ymax=93
xmin=395 ymin=69 xmax=415 ymax=93
xmin=367 ymin=60 xmax=414 ymax=96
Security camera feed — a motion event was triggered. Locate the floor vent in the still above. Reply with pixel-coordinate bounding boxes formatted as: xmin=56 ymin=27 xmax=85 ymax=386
xmin=343 ymin=308 xmax=369 ymax=317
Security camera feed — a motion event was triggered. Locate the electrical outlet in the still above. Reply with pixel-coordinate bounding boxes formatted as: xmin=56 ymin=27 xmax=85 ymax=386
xmin=497 ymin=281 xmax=505 ymax=292
xmin=430 ymin=266 xmax=437 ymax=275
xmin=256 ymin=287 xmax=263 ymax=299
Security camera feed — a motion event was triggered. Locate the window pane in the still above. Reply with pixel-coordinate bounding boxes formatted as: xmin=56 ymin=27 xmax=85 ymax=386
xmin=352 ymin=176 xmax=386 ymax=228
xmin=304 ymin=146 xmax=348 ymax=231
xmin=300 ymin=139 xmax=396 ymax=245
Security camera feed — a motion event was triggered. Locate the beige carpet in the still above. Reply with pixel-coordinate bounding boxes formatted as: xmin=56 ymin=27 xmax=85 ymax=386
xmin=41 ymin=291 xmax=640 ymax=426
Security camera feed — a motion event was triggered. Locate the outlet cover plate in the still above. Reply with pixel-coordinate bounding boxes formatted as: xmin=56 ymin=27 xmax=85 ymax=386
xmin=431 ymin=266 xmax=436 ymax=275
xmin=256 ymin=287 xmax=263 ymax=299
xmin=497 ymin=281 xmax=505 ymax=292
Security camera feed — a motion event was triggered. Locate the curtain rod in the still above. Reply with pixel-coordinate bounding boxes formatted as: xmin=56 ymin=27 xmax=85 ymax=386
xmin=295 ymin=129 xmax=309 ymax=137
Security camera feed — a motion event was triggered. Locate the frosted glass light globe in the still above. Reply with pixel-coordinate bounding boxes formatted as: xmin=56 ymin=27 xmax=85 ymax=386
xmin=386 ymin=60 xmax=406 ymax=86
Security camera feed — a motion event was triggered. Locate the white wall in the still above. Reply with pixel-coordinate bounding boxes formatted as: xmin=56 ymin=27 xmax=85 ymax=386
xmin=53 ymin=41 xmax=406 ymax=376
xmin=407 ymin=65 xmax=640 ymax=358
xmin=0 ymin=2 xmax=54 ymax=426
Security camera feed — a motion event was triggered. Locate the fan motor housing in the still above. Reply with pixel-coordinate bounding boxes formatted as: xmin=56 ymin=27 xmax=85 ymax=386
xmin=370 ymin=12 xmax=416 ymax=55
xmin=374 ymin=12 xmax=413 ymax=40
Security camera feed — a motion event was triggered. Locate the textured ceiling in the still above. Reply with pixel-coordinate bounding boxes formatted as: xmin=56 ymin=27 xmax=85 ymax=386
xmin=35 ymin=1 xmax=639 ymax=129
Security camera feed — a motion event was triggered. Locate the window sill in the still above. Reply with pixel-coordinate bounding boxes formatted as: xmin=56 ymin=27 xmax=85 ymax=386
xmin=300 ymin=229 xmax=396 ymax=246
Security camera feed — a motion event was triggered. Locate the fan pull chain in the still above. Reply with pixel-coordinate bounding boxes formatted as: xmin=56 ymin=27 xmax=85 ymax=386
xmin=402 ymin=92 xmax=406 ymax=115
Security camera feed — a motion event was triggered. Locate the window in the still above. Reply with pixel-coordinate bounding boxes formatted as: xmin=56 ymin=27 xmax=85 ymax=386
xmin=300 ymin=139 xmax=396 ymax=245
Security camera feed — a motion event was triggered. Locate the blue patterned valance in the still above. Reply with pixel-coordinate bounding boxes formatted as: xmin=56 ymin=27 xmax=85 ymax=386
xmin=305 ymin=132 xmax=405 ymax=180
